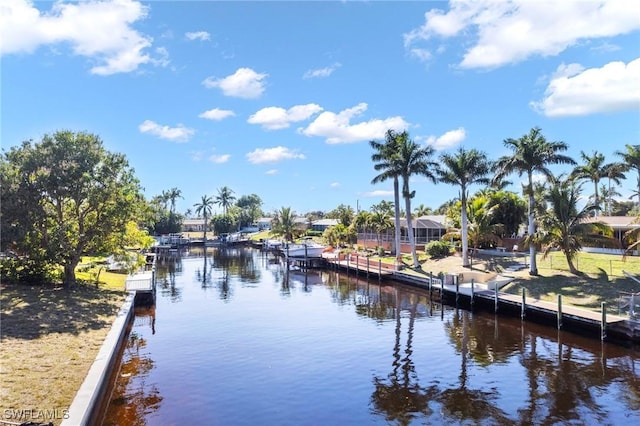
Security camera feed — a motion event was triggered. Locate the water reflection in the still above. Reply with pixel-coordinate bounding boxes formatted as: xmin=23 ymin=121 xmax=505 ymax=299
xmin=104 ymin=248 xmax=640 ymax=425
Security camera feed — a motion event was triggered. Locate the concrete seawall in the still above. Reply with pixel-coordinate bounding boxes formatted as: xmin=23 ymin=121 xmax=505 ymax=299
xmin=62 ymin=292 xmax=135 ymax=426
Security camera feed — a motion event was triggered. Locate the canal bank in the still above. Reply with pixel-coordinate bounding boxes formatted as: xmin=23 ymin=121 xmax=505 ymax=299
xmin=325 ymin=256 xmax=640 ymax=346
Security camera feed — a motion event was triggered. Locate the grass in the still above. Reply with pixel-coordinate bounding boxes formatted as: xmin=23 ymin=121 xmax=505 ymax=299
xmin=0 ymin=282 xmax=125 ymax=418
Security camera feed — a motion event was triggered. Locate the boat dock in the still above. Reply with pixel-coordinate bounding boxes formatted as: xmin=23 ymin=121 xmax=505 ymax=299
xmin=124 ymin=253 xmax=157 ymax=305
xmin=325 ymin=255 xmax=640 ymax=344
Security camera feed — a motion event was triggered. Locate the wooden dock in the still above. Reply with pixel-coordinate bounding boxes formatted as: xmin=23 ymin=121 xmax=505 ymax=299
xmin=325 ymin=256 xmax=640 ymax=344
xmin=125 ymin=253 xmax=157 ymax=305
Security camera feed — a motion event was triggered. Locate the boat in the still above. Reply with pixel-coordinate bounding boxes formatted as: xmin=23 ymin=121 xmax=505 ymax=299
xmin=283 ymin=240 xmax=327 ymax=258
xmin=263 ymin=239 xmax=283 ymax=250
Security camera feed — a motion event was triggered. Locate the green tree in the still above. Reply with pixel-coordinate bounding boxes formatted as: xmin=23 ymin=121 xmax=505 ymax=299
xmin=569 ymin=151 xmax=611 ymax=217
xmin=437 ymin=148 xmax=491 ymax=268
xmin=602 ymin=162 xmax=626 ymax=215
xmin=616 ymin=144 xmax=640 ymax=207
xmin=494 ymin=127 xmax=575 ymax=275
xmin=371 ymin=130 xmax=404 ymax=266
xmin=215 ymin=186 xmax=236 ymax=215
xmin=271 ymin=207 xmax=299 ymax=242
xmin=485 ymin=190 xmax=527 ymax=238
xmin=326 ymin=204 xmax=355 ymax=227
xmin=0 ymin=130 xmax=145 ymax=285
xmin=397 ymin=132 xmax=439 ymax=268
xmin=193 ymin=195 xmax=215 ymax=241
xmin=236 ymin=193 xmax=263 ymax=229
xmin=413 ymin=204 xmax=433 ymax=217
xmin=538 ymin=180 xmax=616 ymax=274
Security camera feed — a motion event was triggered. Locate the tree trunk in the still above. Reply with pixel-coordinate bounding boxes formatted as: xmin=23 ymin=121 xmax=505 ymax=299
xmin=528 ymin=185 xmax=538 ymax=275
xmin=393 ymin=177 xmax=402 ymax=268
xmin=404 ymin=195 xmax=419 ymax=269
xmin=63 ymin=261 xmax=77 ymax=285
xmin=565 ymin=252 xmax=579 ymax=274
xmin=461 ymin=197 xmax=469 ymax=268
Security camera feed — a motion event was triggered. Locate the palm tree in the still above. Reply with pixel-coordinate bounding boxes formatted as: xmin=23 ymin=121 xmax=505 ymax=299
xmin=271 ymin=207 xmax=297 ymax=242
xmin=538 ymin=179 xmax=616 ymax=274
xmin=569 ymin=151 xmax=609 ymax=217
xmin=215 ymin=186 xmax=236 ymax=215
xmin=603 ymin=162 xmax=626 ymax=215
xmin=437 ymin=148 xmax=491 ymax=268
xmin=370 ymin=210 xmax=394 ymax=249
xmin=413 ymin=204 xmax=433 ymax=217
xmin=622 ymin=215 xmax=640 ymax=259
xmin=615 ymin=144 xmax=640 ymax=207
xmin=494 ymin=127 xmax=576 ymax=275
xmin=165 ymin=187 xmax=183 ymax=214
xmin=193 ymin=195 xmax=214 ymax=242
xmin=371 ymin=130 xmax=403 ymax=267
xmin=396 ymin=132 xmax=439 ymax=268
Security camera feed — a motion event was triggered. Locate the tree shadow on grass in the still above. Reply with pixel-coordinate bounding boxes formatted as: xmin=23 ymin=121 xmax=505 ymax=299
xmin=0 ymin=283 xmax=124 ymax=340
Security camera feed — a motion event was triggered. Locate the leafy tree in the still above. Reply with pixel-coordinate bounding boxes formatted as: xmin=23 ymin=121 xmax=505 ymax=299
xmin=323 ymin=223 xmax=355 ymax=248
xmin=602 ymin=162 xmax=626 ymax=215
xmin=485 ymin=190 xmax=527 ymax=237
xmin=371 ymin=129 xmax=404 ymax=265
xmin=370 ymin=210 xmax=394 ymax=249
xmin=235 ymin=193 xmax=263 ymax=229
xmin=396 ymin=132 xmax=439 ymax=268
xmin=211 ymin=213 xmax=236 ymax=236
xmin=494 ymin=127 xmax=576 ymax=275
xmin=194 ymin=195 xmax=214 ymax=241
xmin=538 ymin=180 xmax=617 ymax=274
xmin=616 ymin=144 xmax=640 ymax=206
xmin=326 ymin=204 xmax=355 ymax=227
xmin=215 ymin=186 xmax=236 ymax=215
xmin=0 ymin=130 xmax=146 ymax=285
xmin=437 ymin=147 xmax=491 ymax=268
xmin=371 ymin=200 xmax=395 ymax=217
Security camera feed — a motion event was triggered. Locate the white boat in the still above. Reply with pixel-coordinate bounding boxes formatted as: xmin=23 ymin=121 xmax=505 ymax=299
xmin=284 ymin=241 xmax=326 ymax=258
xmin=264 ymin=239 xmax=283 ymax=250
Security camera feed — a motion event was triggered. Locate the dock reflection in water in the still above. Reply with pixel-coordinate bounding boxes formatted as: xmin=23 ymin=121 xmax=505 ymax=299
xmin=103 ymin=247 xmax=640 ymax=425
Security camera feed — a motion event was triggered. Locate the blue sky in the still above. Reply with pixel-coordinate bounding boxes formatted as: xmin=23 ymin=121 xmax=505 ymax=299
xmin=2 ymin=0 xmax=639 ymax=216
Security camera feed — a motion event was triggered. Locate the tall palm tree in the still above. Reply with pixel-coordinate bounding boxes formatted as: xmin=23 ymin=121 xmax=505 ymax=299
xmin=396 ymin=132 xmax=439 ymax=269
xmin=165 ymin=187 xmax=183 ymax=214
xmin=538 ymin=180 xmax=616 ymax=274
xmin=193 ymin=195 xmax=214 ymax=242
xmin=494 ymin=127 xmax=576 ymax=275
xmin=569 ymin=151 xmax=608 ymax=217
xmin=615 ymin=144 xmax=640 ymax=207
xmin=603 ymin=162 xmax=626 ymax=215
xmin=437 ymin=147 xmax=491 ymax=268
xmin=215 ymin=186 xmax=236 ymax=215
xmin=371 ymin=130 xmax=403 ymax=266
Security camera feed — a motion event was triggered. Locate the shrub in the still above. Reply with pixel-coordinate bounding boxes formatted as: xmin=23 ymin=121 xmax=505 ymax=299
xmin=425 ymin=241 xmax=452 ymax=258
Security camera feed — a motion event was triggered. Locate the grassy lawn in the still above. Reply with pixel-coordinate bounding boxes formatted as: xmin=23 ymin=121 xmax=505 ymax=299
xmin=0 ymin=256 xmax=127 ymax=419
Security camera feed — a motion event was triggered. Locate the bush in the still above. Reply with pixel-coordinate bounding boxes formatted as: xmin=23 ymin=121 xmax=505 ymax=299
xmin=425 ymin=241 xmax=452 ymax=258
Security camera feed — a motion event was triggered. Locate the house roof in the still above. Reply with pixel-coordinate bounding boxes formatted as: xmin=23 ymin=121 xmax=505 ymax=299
xmin=399 ymin=215 xmax=448 ymax=229
xmin=582 ymin=215 xmax=640 ymax=229
xmin=312 ymin=219 xmax=340 ymax=226
xmin=183 ymin=218 xmax=206 ymax=225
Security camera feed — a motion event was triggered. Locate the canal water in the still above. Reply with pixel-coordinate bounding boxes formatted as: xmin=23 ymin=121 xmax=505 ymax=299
xmin=103 ymin=247 xmax=640 ymax=425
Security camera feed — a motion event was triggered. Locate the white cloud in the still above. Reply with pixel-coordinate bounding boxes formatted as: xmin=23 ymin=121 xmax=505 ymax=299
xmin=248 ymin=104 xmax=323 ymax=130
xmin=404 ymin=0 xmax=640 ymax=69
xmin=209 ymin=154 xmax=230 ymax=163
xmin=199 ymin=108 xmax=236 ymax=121
xmin=202 ymin=67 xmax=267 ymax=99
xmin=303 ymin=63 xmax=341 ymax=79
xmin=300 ymin=103 xmax=409 ymax=144
xmin=424 ymin=127 xmax=466 ymax=150
xmin=361 ymin=190 xmax=394 ymax=198
xmin=138 ymin=120 xmax=194 ymax=142
xmin=330 ymin=182 xmax=341 ymax=188
xmin=186 ymin=31 xmax=210 ymax=41
xmin=0 ymin=0 xmax=161 ymax=75
xmin=531 ymin=58 xmax=640 ymax=117
xmin=266 ymin=169 xmax=279 ymax=175
xmin=246 ymin=146 xmax=306 ymax=164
